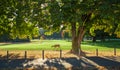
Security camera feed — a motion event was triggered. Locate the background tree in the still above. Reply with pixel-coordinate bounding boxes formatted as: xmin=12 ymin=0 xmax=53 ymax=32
xmin=0 ymin=0 xmax=39 ymax=40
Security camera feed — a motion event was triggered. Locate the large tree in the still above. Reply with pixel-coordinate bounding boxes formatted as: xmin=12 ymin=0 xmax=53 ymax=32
xmin=46 ymin=0 xmax=120 ymax=54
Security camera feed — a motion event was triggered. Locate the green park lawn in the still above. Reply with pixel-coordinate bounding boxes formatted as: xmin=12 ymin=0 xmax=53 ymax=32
xmin=0 ymin=40 xmax=120 ymax=52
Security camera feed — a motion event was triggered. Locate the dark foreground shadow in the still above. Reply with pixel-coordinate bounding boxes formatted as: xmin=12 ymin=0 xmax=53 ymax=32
xmin=0 ymin=57 xmax=97 ymax=70
xmin=82 ymin=40 xmax=120 ymax=49
xmin=1 ymin=56 xmax=120 ymax=70
xmin=0 ymin=59 xmax=32 ymax=68
xmin=86 ymin=56 xmax=120 ymax=66
xmin=86 ymin=56 xmax=120 ymax=70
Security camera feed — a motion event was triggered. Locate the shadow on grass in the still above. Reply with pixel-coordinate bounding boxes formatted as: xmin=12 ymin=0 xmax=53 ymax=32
xmin=82 ymin=40 xmax=120 ymax=49
xmin=86 ymin=56 xmax=120 ymax=66
xmin=0 ymin=53 xmax=97 ymax=70
xmin=0 ymin=53 xmax=36 ymax=69
xmin=0 ymin=53 xmax=21 ymax=59
xmin=0 ymin=43 xmax=12 ymax=46
xmin=0 ymin=57 xmax=97 ymax=70
xmin=1 ymin=52 xmax=120 ymax=70
xmin=85 ymin=56 xmax=120 ymax=70
xmin=0 ymin=41 xmax=31 ymax=46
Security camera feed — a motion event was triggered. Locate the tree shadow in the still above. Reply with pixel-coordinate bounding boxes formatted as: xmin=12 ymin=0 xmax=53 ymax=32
xmin=1 ymin=55 xmax=120 ymax=70
xmin=0 ymin=59 xmax=35 ymax=69
xmin=0 ymin=53 xmax=37 ymax=60
xmin=85 ymin=56 xmax=120 ymax=70
xmin=0 ymin=54 xmax=97 ymax=70
xmin=67 ymin=50 xmax=89 ymax=57
xmin=0 ymin=53 xmax=34 ymax=69
xmin=0 ymin=53 xmax=21 ymax=59
xmin=23 ymin=57 xmax=97 ymax=70
xmin=0 ymin=43 xmax=12 ymax=46
xmin=2 ymin=52 xmax=120 ymax=70
xmin=82 ymin=40 xmax=120 ymax=49
xmin=0 ymin=40 xmax=31 ymax=46
xmin=60 ymin=57 xmax=96 ymax=70
xmin=104 ymin=56 xmax=120 ymax=62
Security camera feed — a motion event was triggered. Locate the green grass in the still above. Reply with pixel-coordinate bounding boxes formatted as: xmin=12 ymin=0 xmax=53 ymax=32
xmin=0 ymin=40 xmax=120 ymax=51
xmin=82 ymin=40 xmax=120 ymax=51
xmin=0 ymin=40 xmax=72 ymax=50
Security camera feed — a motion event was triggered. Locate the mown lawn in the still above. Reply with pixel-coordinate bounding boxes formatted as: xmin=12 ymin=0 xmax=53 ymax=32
xmin=0 ymin=40 xmax=71 ymax=50
xmin=82 ymin=40 xmax=120 ymax=51
xmin=0 ymin=40 xmax=120 ymax=51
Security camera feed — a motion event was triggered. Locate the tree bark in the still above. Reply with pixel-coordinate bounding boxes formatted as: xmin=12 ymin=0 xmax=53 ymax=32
xmin=71 ymin=23 xmax=78 ymax=53
xmin=71 ymin=12 xmax=91 ymax=55
xmin=71 ymin=23 xmax=85 ymax=54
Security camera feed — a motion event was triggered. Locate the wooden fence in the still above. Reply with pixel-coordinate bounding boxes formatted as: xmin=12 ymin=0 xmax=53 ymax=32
xmin=4 ymin=50 xmax=63 ymax=60
xmin=0 ymin=48 xmax=119 ymax=60
xmin=95 ymin=48 xmax=117 ymax=56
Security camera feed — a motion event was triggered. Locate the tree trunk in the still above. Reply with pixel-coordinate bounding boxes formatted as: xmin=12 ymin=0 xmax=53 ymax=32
xmin=71 ymin=13 xmax=91 ymax=54
xmin=72 ymin=37 xmax=80 ymax=54
xmin=71 ymin=23 xmax=85 ymax=54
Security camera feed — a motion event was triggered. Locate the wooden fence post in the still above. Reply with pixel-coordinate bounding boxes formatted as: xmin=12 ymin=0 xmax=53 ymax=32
xmin=60 ymin=50 xmax=62 ymax=58
xmin=25 ymin=51 xmax=27 ymax=59
xmin=42 ymin=50 xmax=44 ymax=60
xmin=96 ymin=49 xmax=98 ymax=56
xmin=7 ymin=50 xmax=9 ymax=60
xmin=114 ymin=48 xmax=116 ymax=56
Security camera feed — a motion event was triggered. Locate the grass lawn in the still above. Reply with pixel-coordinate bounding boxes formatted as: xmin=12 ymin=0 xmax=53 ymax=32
xmin=0 ymin=40 xmax=71 ymax=50
xmin=0 ymin=40 xmax=120 ymax=52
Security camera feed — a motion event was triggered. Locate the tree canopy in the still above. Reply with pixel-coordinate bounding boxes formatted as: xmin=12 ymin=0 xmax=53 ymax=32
xmin=0 ymin=0 xmax=120 ymax=53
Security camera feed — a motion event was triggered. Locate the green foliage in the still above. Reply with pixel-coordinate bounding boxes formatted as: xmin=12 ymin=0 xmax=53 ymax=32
xmin=115 ymin=24 xmax=120 ymax=37
xmin=88 ymin=0 xmax=119 ymax=36
xmin=0 ymin=0 xmax=119 ymax=41
xmin=0 ymin=0 xmax=39 ymax=40
xmin=47 ymin=0 xmax=120 ymax=34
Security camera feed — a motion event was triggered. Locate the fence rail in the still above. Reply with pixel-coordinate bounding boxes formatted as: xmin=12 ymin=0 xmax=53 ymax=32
xmin=0 ymin=50 xmax=68 ymax=60
xmin=95 ymin=48 xmax=117 ymax=56
xmin=0 ymin=48 xmax=119 ymax=60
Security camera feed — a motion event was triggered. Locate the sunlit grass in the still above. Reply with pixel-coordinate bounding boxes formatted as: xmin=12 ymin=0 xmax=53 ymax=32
xmin=0 ymin=40 xmax=120 ymax=51
xmin=0 ymin=40 xmax=71 ymax=50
